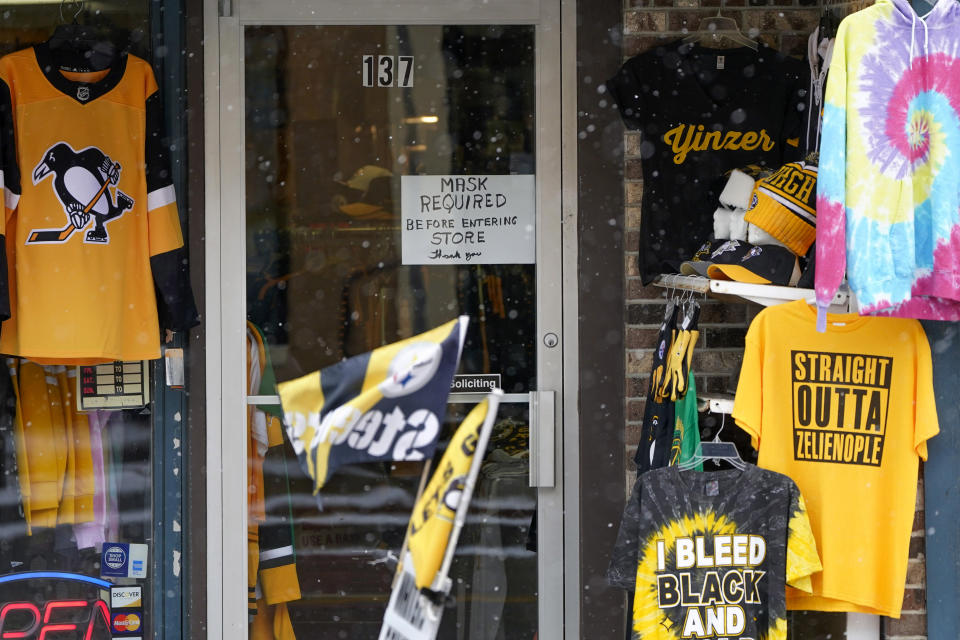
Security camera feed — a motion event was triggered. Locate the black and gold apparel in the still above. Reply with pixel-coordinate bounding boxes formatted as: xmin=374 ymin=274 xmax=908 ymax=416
xmin=606 ymin=42 xmax=808 ymax=283
xmin=609 ymin=465 xmax=821 ymax=640
xmin=0 ymin=44 xmax=198 ymax=364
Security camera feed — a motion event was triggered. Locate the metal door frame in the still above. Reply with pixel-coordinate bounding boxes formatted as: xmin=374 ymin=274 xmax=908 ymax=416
xmin=203 ymin=0 xmax=573 ymax=637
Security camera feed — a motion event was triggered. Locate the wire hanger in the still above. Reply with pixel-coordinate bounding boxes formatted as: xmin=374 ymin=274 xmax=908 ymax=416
xmin=61 ymin=0 xmax=83 ymax=24
xmin=681 ymin=1 xmax=759 ymax=51
xmin=677 ymin=414 xmax=747 ymax=471
xmin=48 ymin=0 xmax=117 ymax=72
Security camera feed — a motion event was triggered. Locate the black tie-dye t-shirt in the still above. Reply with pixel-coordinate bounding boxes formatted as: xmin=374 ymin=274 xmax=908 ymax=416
xmin=609 ymin=464 xmax=820 ymax=640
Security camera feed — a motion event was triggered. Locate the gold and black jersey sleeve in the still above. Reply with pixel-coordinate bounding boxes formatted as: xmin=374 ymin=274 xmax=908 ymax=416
xmin=0 ymin=76 xmax=17 ymax=322
xmin=144 ymin=89 xmax=199 ymax=332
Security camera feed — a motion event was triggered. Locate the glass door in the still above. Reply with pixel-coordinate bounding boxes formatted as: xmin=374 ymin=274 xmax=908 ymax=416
xmin=208 ymin=1 xmax=563 ymax=638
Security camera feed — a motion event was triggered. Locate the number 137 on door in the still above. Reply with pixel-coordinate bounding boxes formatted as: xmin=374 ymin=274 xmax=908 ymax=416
xmin=363 ymin=55 xmax=414 ymax=87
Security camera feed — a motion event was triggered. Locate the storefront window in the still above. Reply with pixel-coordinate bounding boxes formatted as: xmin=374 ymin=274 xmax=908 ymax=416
xmin=0 ymin=4 xmax=188 ymax=639
xmin=243 ymin=24 xmax=539 ymax=637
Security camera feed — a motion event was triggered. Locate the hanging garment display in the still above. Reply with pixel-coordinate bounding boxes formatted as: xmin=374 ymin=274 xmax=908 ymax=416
xmin=668 ymin=371 xmax=701 ymax=470
xmin=636 ymin=303 xmax=677 ymax=473
xmin=13 ymin=360 xmax=70 ymax=529
xmin=0 ymin=43 xmax=198 ymax=364
xmin=732 ymin=299 xmax=938 ymax=616
xmin=639 ymin=297 xmax=701 ymax=473
xmin=73 ymin=410 xmax=110 ymax=550
xmin=657 ymin=300 xmax=699 ymax=403
xmin=803 ymin=26 xmax=835 ymax=155
xmin=6 ymin=356 xmax=128 ymax=550
xmin=608 ymin=464 xmax=821 ymax=639
xmin=0 ymin=362 xmax=27 ymax=543
xmin=247 ymin=324 xmax=302 ymax=637
xmin=815 ymin=0 xmax=960 ymax=327
xmin=606 ymin=41 xmax=808 ymax=282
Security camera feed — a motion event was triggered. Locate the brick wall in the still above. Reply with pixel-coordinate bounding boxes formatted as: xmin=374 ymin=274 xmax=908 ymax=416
xmin=619 ymin=1 xmax=927 ymax=638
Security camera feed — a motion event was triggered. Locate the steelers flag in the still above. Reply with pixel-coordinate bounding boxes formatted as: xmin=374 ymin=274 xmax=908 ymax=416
xmin=407 ymin=398 xmax=491 ymax=590
xmin=278 ymin=317 xmax=468 ymax=494
xmin=379 ymin=391 xmax=502 ymax=640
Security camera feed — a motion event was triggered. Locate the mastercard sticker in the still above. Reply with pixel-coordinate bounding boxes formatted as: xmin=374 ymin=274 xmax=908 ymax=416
xmin=111 ymin=608 xmax=144 ymax=636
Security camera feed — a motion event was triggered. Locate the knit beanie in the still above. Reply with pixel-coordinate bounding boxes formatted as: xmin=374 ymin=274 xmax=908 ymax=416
xmin=743 ymin=161 xmax=818 ymax=256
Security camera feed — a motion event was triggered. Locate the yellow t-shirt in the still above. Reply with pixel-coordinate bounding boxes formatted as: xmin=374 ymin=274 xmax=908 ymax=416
xmin=732 ymin=300 xmax=938 ymax=618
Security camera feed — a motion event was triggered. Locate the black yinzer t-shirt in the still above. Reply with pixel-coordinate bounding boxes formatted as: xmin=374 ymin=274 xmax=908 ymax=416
xmin=608 ymin=465 xmax=822 ymax=640
xmin=607 ymin=42 xmax=809 ymax=284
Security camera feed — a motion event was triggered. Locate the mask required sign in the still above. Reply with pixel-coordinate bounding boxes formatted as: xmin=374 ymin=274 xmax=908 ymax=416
xmin=400 ymin=175 xmax=535 ymax=265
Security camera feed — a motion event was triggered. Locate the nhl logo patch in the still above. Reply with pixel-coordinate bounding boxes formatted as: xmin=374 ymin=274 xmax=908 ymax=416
xmin=77 ymin=86 xmax=90 ymax=101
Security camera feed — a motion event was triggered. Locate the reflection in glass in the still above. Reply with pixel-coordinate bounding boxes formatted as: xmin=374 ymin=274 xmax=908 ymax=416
xmin=245 ymin=25 xmax=538 ymax=638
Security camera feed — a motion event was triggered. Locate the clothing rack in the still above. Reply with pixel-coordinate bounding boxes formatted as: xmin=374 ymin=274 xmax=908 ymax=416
xmin=653 ymin=274 xmax=854 ymax=310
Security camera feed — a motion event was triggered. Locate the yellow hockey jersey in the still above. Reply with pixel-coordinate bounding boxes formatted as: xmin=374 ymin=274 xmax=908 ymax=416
xmin=0 ymin=44 xmax=197 ymax=364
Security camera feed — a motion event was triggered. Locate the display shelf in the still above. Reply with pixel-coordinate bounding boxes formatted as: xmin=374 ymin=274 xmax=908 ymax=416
xmin=697 ymin=393 xmax=735 ymax=415
xmin=653 ymin=274 xmax=853 ymax=310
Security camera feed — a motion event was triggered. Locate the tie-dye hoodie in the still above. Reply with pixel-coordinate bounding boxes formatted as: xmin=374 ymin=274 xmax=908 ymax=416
xmin=816 ymin=0 xmax=960 ymax=331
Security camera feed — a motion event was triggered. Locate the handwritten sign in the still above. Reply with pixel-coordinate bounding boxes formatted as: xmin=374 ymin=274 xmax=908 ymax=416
xmin=401 ymin=175 xmax=535 ymax=265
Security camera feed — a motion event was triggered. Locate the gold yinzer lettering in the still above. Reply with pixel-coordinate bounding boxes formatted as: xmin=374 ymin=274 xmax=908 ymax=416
xmin=663 ymin=124 xmax=775 ymax=164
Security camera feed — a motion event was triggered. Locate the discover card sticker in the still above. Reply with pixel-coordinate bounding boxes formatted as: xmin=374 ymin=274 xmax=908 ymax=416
xmin=401 ymin=175 xmax=535 ymax=265
xmin=111 ymin=586 xmax=143 ymax=609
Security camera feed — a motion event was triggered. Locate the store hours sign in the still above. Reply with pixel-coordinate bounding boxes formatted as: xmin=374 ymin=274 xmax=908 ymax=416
xmin=401 ymin=175 xmax=535 ymax=265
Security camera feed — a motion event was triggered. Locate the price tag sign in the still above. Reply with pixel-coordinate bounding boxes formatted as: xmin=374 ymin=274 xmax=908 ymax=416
xmin=77 ymin=361 xmax=150 ymax=410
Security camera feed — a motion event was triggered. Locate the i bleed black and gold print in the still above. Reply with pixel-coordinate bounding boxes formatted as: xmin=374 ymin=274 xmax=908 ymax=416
xmin=609 ymin=465 xmax=820 ymax=640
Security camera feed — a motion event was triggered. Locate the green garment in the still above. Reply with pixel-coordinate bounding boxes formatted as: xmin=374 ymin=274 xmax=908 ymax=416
xmin=670 ymin=371 xmax=701 ymax=471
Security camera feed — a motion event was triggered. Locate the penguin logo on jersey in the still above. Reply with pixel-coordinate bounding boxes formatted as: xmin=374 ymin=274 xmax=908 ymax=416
xmin=29 ymin=142 xmax=134 ymax=245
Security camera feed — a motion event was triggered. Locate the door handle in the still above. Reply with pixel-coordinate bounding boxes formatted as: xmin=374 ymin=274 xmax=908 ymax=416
xmin=528 ymin=390 xmax=555 ymax=488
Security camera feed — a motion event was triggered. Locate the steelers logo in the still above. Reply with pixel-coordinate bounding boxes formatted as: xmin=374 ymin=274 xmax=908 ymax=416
xmin=442 ymin=476 xmax=467 ymax=512
xmin=380 ymin=342 xmax=443 ymax=398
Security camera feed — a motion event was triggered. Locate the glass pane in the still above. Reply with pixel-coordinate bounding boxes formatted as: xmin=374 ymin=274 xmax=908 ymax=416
xmin=0 ymin=364 xmax=154 ymax=639
xmin=0 ymin=4 xmax=154 ymax=637
xmin=244 ymin=24 xmax=538 ymax=638
xmin=245 ymin=24 xmax=536 ymax=392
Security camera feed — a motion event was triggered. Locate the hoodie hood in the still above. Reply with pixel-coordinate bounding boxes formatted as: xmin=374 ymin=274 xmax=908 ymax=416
xmin=884 ymin=0 xmax=960 ymax=28
xmin=878 ymin=0 xmax=960 ymax=69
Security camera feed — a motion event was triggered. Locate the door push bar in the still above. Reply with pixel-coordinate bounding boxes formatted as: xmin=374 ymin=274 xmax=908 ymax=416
xmin=528 ymin=390 xmax=555 ymax=488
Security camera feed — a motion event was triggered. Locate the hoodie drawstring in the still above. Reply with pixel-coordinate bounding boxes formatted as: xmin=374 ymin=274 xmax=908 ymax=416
xmin=909 ymin=4 xmax=933 ymax=69
xmin=910 ymin=11 xmax=916 ymax=67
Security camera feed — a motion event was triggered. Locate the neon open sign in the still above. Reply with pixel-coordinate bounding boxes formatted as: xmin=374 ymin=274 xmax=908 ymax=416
xmin=0 ymin=572 xmax=113 ymax=639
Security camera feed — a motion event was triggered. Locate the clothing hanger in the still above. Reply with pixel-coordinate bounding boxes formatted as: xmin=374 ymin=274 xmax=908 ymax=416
xmin=681 ymin=2 xmax=759 ymax=51
xmin=47 ymin=0 xmax=117 ymax=72
xmin=677 ymin=414 xmax=747 ymax=471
